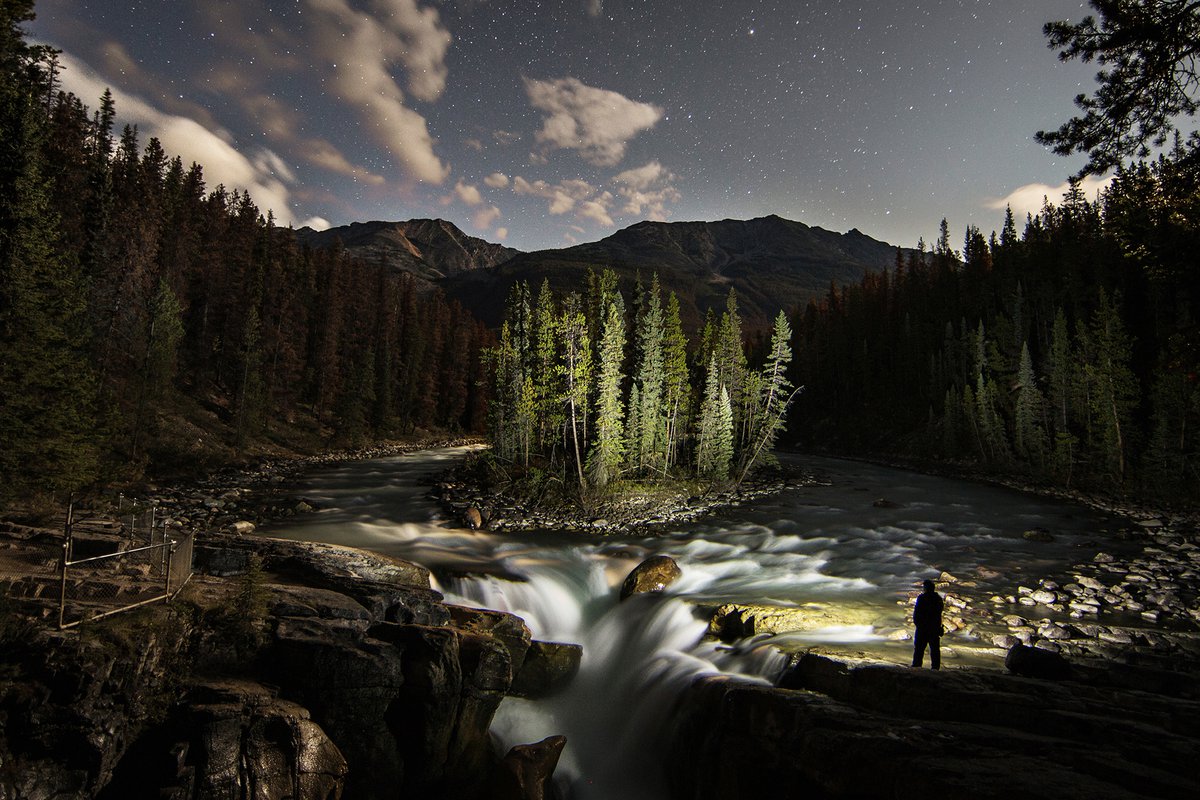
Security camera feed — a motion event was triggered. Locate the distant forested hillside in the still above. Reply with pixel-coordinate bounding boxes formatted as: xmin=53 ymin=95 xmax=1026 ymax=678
xmin=0 ymin=2 xmax=488 ymax=501
xmin=791 ymin=170 xmax=1200 ymax=500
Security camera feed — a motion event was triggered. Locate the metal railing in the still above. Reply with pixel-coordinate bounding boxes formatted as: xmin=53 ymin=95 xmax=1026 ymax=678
xmin=54 ymin=501 xmax=195 ymax=629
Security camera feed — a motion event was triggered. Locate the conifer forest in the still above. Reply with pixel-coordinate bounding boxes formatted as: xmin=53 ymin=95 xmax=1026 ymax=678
xmin=2 ymin=0 xmax=1198 ymax=506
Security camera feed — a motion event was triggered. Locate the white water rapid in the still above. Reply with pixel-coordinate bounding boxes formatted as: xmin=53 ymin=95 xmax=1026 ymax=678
xmin=261 ymin=446 xmax=1125 ymax=798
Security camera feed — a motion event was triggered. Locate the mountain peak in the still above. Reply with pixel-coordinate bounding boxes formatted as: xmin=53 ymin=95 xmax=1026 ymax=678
xmin=295 ymin=218 xmax=520 ymax=281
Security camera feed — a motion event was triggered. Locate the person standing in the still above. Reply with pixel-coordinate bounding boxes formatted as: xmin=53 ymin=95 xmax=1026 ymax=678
xmin=912 ymin=579 xmax=944 ymax=669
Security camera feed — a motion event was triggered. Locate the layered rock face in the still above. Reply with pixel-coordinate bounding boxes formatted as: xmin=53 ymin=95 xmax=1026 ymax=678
xmin=667 ymin=653 xmax=1200 ymax=799
xmin=0 ymin=533 xmax=580 ymax=800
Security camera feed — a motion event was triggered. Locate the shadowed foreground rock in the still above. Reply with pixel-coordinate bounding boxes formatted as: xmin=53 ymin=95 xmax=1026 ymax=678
xmin=668 ymin=653 xmax=1200 ymax=799
xmin=0 ymin=533 xmax=575 ymax=800
xmin=489 ymin=735 xmax=567 ymax=800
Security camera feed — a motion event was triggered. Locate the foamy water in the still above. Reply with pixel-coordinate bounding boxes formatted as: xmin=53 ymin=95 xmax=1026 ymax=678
xmin=262 ymin=447 xmax=1123 ymax=798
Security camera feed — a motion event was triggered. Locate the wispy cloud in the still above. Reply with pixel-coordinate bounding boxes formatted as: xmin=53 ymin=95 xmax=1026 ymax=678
xmin=524 ymin=77 xmax=663 ymax=166
xmin=612 ymin=160 xmax=680 ymax=220
xmin=511 ymin=159 xmax=681 ymax=230
xmin=308 ymin=0 xmax=452 ymax=183
xmin=484 ymin=172 xmax=510 ymax=188
xmin=57 ymin=52 xmax=327 ymax=229
xmin=986 ymin=175 xmax=1114 ymax=220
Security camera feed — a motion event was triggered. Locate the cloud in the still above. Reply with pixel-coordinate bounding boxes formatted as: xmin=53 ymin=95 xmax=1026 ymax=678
xmin=57 ymin=52 xmax=310 ymax=226
xmin=305 ymin=140 xmax=387 ymax=185
xmin=472 ymin=205 xmax=502 ymax=230
xmin=308 ymin=0 xmax=451 ymax=183
xmin=524 ymin=77 xmax=663 ymax=166
xmin=612 ymin=160 xmax=681 ymax=219
xmin=587 ymin=0 xmax=603 ymax=17
xmin=494 ymin=227 xmax=508 ymax=240
xmin=986 ymin=175 xmax=1114 ymax=220
xmin=453 ymin=180 xmax=484 ymax=205
xmin=484 ymin=172 xmax=510 ymax=188
xmin=578 ymin=196 xmax=614 ymax=227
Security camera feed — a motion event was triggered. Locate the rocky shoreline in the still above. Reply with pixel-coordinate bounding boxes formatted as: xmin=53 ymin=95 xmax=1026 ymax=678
xmin=4 ymin=443 xmax=1200 ymax=798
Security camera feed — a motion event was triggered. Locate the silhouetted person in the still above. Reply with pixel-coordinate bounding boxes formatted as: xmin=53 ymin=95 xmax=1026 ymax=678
xmin=912 ymin=579 xmax=944 ymax=669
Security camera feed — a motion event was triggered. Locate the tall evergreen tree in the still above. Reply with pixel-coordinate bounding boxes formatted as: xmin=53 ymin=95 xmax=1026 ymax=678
xmin=587 ymin=297 xmax=627 ymax=489
xmin=0 ymin=2 xmax=100 ymax=497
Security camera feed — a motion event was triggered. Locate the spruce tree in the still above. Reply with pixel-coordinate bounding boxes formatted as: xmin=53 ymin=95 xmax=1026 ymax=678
xmin=1013 ymin=341 xmax=1049 ymax=470
xmin=738 ymin=311 xmax=797 ymax=482
xmin=587 ymin=297 xmax=626 ymax=489
xmin=0 ymin=4 xmax=100 ymax=498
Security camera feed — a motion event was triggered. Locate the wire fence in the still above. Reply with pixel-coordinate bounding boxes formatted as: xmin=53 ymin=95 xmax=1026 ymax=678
xmin=0 ymin=500 xmax=194 ymax=629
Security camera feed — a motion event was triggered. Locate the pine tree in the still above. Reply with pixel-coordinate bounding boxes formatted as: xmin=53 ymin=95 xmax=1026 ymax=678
xmin=1079 ymin=289 xmax=1139 ymax=486
xmin=738 ymin=311 xmax=797 ymax=482
xmin=0 ymin=5 xmax=100 ymax=497
xmin=1013 ymin=341 xmax=1049 ymax=470
xmin=661 ymin=292 xmax=691 ymax=470
xmin=587 ymin=297 xmax=626 ymax=489
xmin=696 ymin=355 xmax=732 ymax=481
xmin=558 ymin=293 xmax=590 ymax=489
xmin=631 ymin=274 xmax=666 ymax=475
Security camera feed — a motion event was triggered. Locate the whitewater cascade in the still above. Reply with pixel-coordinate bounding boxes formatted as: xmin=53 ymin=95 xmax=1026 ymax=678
xmin=262 ymin=447 xmax=1120 ymax=798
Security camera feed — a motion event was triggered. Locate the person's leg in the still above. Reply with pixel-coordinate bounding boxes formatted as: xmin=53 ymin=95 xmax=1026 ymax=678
xmin=931 ymin=636 xmax=941 ymax=670
xmin=912 ymin=630 xmax=927 ymax=667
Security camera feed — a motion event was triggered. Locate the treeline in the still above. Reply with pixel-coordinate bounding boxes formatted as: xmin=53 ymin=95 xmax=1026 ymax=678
xmin=791 ymin=147 xmax=1200 ymax=501
xmin=0 ymin=3 xmax=488 ymax=501
xmin=488 ymin=273 xmax=795 ymax=491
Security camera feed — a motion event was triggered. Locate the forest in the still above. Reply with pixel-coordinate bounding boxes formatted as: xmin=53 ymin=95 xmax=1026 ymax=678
xmin=2 ymin=0 xmax=1198 ymax=506
xmin=0 ymin=1 xmax=489 ymax=502
xmin=486 ymin=276 xmax=794 ymax=494
xmin=790 ymin=173 xmax=1199 ymax=500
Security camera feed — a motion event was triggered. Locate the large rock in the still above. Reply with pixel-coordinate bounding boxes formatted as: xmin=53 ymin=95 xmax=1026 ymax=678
xmin=619 ymin=555 xmax=682 ymax=600
xmin=489 ymin=735 xmax=567 ymax=800
xmin=1005 ymin=642 xmax=1073 ymax=680
xmin=672 ymin=657 xmax=1200 ymax=799
xmin=511 ymin=640 xmax=583 ymax=698
xmin=705 ymin=601 xmax=877 ymax=642
xmin=104 ymin=680 xmax=347 ymax=799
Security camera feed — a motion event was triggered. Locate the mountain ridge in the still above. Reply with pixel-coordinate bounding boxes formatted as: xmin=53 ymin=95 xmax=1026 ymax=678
xmin=296 ymin=214 xmax=916 ymax=331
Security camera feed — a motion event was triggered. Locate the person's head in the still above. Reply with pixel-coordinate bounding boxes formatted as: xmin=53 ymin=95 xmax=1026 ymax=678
xmin=922 ymin=579 xmax=936 ymax=593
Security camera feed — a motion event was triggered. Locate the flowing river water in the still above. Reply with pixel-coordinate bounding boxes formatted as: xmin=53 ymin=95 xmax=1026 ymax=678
xmin=260 ymin=446 xmax=1127 ymax=799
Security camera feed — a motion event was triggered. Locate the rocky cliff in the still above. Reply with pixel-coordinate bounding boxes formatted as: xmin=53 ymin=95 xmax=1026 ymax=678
xmin=0 ymin=534 xmax=579 ymax=800
xmin=667 ymin=652 xmax=1200 ymax=799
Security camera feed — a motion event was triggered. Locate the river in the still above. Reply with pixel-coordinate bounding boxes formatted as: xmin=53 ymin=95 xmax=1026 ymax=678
xmin=259 ymin=446 xmax=1125 ymax=798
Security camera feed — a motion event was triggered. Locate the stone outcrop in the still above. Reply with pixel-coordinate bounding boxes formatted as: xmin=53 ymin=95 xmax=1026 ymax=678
xmin=669 ymin=653 xmax=1200 ymax=799
xmin=101 ymin=680 xmax=348 ymax=799
xmin=620 ymin=555 xmax=683 ymax=600
xmin=510 ymin=640 xmax=583 ymax=699
xmin=704 ymin=601 xmax=878 ymax=642
xmin=488 ymin=735 xmax=566 ymax=800
xmin=0 ymin=533 xmax=575 ymax=800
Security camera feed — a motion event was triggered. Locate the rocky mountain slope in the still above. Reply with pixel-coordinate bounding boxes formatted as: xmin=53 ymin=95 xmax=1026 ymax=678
xmin=296 ymin=215 xmax=913 ymax=332
xmin=294 ymin=218 xmax=520 ymax=282
xmin=442 ymin=215 xmax=913 ymax=331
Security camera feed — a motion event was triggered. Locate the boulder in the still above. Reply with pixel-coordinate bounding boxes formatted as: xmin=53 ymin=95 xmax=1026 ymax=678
xmin=489 ymin=735 xmax=567 ymax=800
xmin=872 ymin=498 xmax=901 ymax=508
xmin=705 ymin=601 xmax=877 ymax=641
xmin=125 ymin=680 xmax=347 ymax=800
xmin=464 ymin=506 xmax=483 ymax=530
xmin=1005 ymin=642 xmax=1072 ymax=680
xmin=511 ymin=640 xmax=582 ymax=698
xmin=1022 ymin=527 xmax=1055 ymax=542
xmin=619 ymin=555 xmax=682 ymax=600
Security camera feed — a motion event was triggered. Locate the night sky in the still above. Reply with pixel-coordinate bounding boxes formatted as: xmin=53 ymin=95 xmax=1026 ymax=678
xmin=31 ymin=1 xmax=1105 ymax=252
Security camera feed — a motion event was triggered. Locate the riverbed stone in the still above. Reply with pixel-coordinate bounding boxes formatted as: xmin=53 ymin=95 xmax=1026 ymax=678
xmin=620 ymin=555 xmax=683 ymax=600
xmin=1005 ymin=643 xmax=1072 ymax=680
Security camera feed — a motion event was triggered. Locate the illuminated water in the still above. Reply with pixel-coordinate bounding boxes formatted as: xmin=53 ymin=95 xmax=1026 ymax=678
xmin=261 ymin=446 xmax=1123 ymax=798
